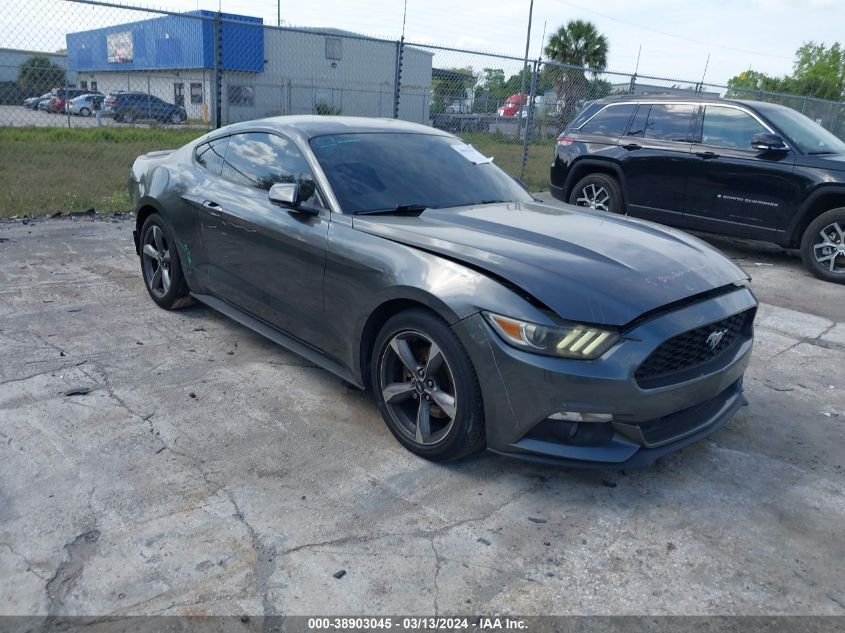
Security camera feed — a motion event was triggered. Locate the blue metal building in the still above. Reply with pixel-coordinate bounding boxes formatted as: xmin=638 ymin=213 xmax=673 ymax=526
xmin=66 ymin=11 xmax=263 ymax=74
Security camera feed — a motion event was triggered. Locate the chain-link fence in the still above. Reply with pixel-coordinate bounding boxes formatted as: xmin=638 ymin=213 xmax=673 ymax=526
xmin=1 ymin=0 xmax=844 ymax=216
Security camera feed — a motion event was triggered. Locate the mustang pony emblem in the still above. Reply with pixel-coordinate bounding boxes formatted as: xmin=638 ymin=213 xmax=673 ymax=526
xmin=706 ymin=329 xmax=727 ymax=350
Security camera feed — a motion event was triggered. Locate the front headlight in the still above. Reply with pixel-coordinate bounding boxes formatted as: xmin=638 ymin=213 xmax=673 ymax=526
xmin=483 ymin=312 xmax=619 ymax=359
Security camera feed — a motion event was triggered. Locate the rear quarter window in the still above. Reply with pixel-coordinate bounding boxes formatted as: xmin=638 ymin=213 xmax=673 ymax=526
xmin=195 ymin=137 xmax=229 ymax=176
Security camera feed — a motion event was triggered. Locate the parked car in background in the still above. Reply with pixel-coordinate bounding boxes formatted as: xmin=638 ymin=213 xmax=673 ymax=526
xmin=129 ymin=115 xmax=756 ymax=467
xmin=67 ymin=93 xmax=104 ymax=117
xmin=37 ymin=98 xmax=51 ymax=112
xmin=103 ymin=91 xmax=187 ymax=124
xmin=48 ymin=88 xmax=87 ymax=113
xmin=23 ymin=92 xmax=51 ymax=109
xmin=497 ymin=93 xmax=527 ymax=117
xmin=551 ymin=94 xmax=845 ymax=284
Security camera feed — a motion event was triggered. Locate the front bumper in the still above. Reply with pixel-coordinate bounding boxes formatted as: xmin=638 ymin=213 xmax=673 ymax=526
xmin=453 ymin=287 xmax=756 ymax=468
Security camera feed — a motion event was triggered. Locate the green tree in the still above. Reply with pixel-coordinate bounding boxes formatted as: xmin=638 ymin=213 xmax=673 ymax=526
xmin=787 ymin=42 xmax=844 ymax=101
xmin=431 ymin=67 xmax=476 ymax=114
xmin=726 ymin=69 xmax=785 ymax=97
xmin=726 ymin=42 xmax=845 ymax=101
xmin=473 ymin=68 xmax=508 ymax=113
xmin=543 ymin=20 xmax=609 ymax=125
xmin=17 ymin=56 xmax=66 ymax=97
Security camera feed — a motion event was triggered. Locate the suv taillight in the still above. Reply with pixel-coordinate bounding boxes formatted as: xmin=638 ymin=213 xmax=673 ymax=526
xmin=556 ymin=136 xmax=575 ymax=146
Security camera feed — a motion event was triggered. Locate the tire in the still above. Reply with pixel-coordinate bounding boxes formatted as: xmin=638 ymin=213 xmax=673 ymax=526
xmin=124 ymin=111 xmax=137 ymax=124
xmin=79 ymin=107 xmax=91 ymax=117
xmin=371 ymin=309 xmax=485 ymax=462
xmin=139 ymin=214 xmax=194 ymax=309
xmin=568 ymin=173 xmax=624 ymax=214
xmin=169 ymin=111 xmax=183 ymax=124
xmin=800 ymin=207 xmax=845 ymax=284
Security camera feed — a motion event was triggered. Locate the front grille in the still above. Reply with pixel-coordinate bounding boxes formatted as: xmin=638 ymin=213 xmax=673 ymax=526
xmin=635 ymin=309 xmax=753 ymax=388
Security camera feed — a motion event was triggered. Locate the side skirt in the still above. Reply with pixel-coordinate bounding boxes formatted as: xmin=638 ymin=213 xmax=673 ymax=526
xmin=191 ymin=293 xmax=364 ymax=389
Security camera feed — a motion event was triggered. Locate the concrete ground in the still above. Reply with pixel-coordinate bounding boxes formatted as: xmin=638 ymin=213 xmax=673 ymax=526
xmin=0 ymin=214 xmax=843 ymax=617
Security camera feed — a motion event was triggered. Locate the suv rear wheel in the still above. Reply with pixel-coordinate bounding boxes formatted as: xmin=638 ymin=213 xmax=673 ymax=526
xmin=801 ymin=207 xmax=845 ymax=284
xmin=568 ymin=173 xmax=624 ymax=214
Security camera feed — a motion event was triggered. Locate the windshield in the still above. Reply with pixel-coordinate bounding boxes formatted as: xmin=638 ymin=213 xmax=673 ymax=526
xmin=760 ymin=105 xmax=845 ymax=154
xmin=309 ymin=132 xmax=532 ymax=214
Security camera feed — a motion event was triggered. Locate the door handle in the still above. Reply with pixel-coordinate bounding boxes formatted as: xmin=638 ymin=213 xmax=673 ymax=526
xmin=695 ymin=151 xmax=720 ymax=160
xmin=202 ymin=200 xmax=223 ymax=216
xmin=621 ymin=143 xmax=642 ymax=151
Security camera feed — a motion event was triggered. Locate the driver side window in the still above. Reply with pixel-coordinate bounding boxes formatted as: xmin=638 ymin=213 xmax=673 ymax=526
xmin=701 ymin=106 xmax=768 ymax=150
xmin=221 ymin=132 xmax=323 ymax=206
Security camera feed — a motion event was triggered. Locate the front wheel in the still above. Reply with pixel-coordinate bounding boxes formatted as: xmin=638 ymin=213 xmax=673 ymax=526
xmin=371 ymin=309 xmax=485 ymax=462
xmin=79 ymin=107 xmax=91 ymax=117
xmin=568 ymin=173 xmax=624 ymax=214
xmin=800 ymin=207 xmax=845 ymax=284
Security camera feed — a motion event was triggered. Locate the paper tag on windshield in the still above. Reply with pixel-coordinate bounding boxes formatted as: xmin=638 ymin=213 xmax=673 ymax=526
xmin=450 ymin=143 xmax=493 ymax=164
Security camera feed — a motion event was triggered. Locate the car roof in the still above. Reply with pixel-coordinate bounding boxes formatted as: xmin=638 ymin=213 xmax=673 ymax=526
xmin=208 ymin=115 xmax=455 ymax=143
xmin=593 ymin=93 xmax=789 ymax=113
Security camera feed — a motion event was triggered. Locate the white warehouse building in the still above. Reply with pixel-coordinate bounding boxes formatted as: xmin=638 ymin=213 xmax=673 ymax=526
xmin=66 ymin=11 xmax=432 ymax=124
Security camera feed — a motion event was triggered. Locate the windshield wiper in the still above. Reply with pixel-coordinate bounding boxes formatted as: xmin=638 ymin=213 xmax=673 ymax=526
xmin=808 ymin=151 xmax=834 ymax=155
xmin=354 ymin=204 xmax=429 ymax=216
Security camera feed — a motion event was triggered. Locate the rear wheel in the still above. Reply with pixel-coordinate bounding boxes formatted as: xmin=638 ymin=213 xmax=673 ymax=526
xmin=371 ymin=309 xmax=485 ymax=462
xmin=801 ymin=207 xmax=845 ymax=284
xmin=568 ymin=173 xmax=624 ymax=214
xmin=79 ymin=107 xmax=91 ymax=117
xmin=124 ymin=110 xmax=138 ymax=124
xmin=140 ymin=214 xmax=194 ymax=309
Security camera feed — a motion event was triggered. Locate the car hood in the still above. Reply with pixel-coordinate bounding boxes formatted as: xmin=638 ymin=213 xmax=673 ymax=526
xmin=796 ymin=152 xmax=845 ymax=171
xmin=353 ymin=201 xmax=748 ymax=326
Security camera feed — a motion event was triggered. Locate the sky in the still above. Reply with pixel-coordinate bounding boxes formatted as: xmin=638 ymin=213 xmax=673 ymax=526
xmin=4 ymin=0 xmax=844 ymax=86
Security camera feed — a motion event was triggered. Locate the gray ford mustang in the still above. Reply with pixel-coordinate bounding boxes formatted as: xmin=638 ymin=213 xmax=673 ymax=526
xmin=130 ymin=116 xmax=757 ymax=467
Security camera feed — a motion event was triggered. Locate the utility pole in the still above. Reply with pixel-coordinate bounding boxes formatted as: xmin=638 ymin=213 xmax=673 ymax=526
xmin=699 ymin=53 xmax=711 ymax=92
xmin=277 ymin=0 xmax=280 ymax=26
xmin=517 ymin=0 xmax=534 ymax=138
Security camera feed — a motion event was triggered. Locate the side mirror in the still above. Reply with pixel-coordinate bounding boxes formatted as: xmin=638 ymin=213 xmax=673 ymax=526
xmin=751 ymin=132 xmax=788 ymax=152
xmin=267 ymin=182 xmax=320 ymax=216
xmin=268 ymin=182 xmax=301 ymax=207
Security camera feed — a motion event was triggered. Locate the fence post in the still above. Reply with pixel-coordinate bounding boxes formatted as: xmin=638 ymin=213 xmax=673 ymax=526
xmin=519 ymin=59 xmax=539 ymax=183
xmin=831 ymin=104 xmax=841 ymax=138
xmin=628 ymin=73 xmax=637 ymax=94
xmin=213 ymin=12 xmax=222 ymax=128
xmin=393 ymin=37 xmax=404 ymax=119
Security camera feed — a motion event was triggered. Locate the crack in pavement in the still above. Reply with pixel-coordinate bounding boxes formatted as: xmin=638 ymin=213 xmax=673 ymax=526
xmin=429 ymin=538 xmax=443 ymax=616
xmin=44 ymin=528 xmax=101 ymax=614
xmin=0 ymin=542 xmax=49 ymax=582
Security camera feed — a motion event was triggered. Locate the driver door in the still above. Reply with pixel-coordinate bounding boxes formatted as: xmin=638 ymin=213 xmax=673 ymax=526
xmin=197 ymin=131 xmax=331 ymax=344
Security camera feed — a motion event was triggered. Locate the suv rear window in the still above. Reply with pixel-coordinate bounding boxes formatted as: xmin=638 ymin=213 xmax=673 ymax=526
xmin=628 ymin=104 xmax=695 ymax=142
xmin=579 ymin=104 xmax=637 ymax=137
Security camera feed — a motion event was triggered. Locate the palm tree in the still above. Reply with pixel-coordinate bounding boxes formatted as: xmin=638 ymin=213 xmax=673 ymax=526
xmin=544 ymin=20 xmax=609 ymax=70
xmin=543 ymin=20 xmax=609 ymax=125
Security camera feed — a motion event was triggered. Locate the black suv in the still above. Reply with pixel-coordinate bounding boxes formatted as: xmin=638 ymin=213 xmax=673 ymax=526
xmin=103 ymin=92 xmax=187 ymax=124
xmin=550 ymin=95 xmax=845 ymax=283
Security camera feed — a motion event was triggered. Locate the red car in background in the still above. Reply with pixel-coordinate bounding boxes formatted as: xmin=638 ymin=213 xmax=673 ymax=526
xmin=48 ymin=88 xmax=88 ymax=113
xmin=497 ymin=93 xmax=528 ymax=117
